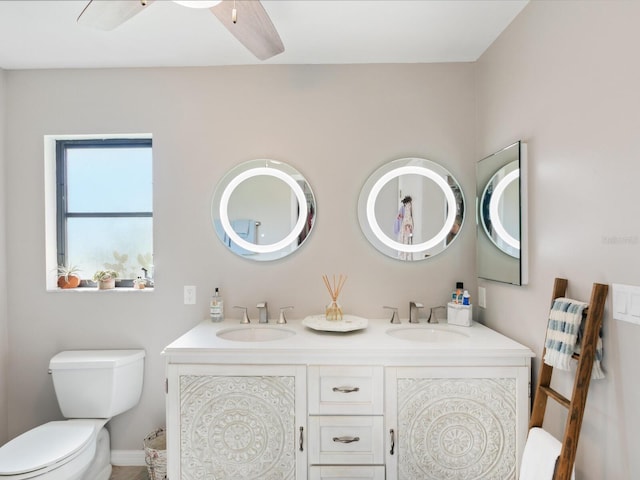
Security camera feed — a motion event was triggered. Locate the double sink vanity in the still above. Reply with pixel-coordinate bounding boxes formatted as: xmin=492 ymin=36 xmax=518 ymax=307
xmin=164 ymin=117 xmax=533 ymax=479
xmin=163 ymin=317 xmax=534 ymax=480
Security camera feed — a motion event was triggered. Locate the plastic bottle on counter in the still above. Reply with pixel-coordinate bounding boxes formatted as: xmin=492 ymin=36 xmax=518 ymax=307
xmin=463 ymin=290 xmax=471 ymax=306
xmin=210 ymin=287 xmax=224 ymax=322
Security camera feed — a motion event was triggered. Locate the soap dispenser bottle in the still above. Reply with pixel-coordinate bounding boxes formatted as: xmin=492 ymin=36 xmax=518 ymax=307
xmin=210 ymin=287 xmax=224 ymax=322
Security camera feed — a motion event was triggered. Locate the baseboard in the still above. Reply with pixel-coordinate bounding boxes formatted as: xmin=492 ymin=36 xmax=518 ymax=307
xmin=111 ymin=449 xmax=146 ymax=466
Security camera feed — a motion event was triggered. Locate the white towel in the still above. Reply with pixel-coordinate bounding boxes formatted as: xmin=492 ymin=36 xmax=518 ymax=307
xmin=544 ymin=297 xmax=605 ymax=379
xmin=520 ymin=427 xmax=575 ymax=480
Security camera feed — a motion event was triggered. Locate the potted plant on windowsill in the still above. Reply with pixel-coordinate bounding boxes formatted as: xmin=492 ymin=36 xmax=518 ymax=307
xmin=93 ymin=270 xmax=119 ymax=290
xmin=133 ymin=277 xmax=147 ymax=290
xmin=57 ymin=265 xmax=81 ymax=289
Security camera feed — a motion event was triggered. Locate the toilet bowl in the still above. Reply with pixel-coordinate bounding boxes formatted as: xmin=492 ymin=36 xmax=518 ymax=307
xmin=0 ymin=350 xmax=145 ymax=480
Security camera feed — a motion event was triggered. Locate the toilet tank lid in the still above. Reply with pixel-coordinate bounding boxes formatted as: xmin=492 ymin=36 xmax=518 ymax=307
xmin=49 ymin=349 xmax=145 ymax=370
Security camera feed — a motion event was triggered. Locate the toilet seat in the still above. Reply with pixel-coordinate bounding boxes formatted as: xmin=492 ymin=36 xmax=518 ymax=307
xmin=0 ymin=421 xmax=98 ymax=479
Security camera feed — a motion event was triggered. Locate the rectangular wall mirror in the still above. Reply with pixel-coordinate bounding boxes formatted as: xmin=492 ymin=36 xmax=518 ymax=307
xmin=476 ymin=141 xmax=528 ymax=285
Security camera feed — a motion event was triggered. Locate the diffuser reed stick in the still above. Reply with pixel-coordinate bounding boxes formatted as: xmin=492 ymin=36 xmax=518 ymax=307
xmin=322 ymin=274 xmax=347 ymax=320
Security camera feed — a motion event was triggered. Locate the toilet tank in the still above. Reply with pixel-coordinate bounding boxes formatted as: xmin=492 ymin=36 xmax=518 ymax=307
xmin=49 ymin=350 xmax=145 ymax=419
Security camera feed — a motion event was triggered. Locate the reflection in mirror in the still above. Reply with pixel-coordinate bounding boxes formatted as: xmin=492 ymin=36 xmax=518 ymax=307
xmin=476 ymin=141 xmax=528 ymax=285
xmin=481 ymin=160 xmax=520 ymax=258
xmin=211 ymin=159 xmax=316 ymax=261
xmin=358 ymin=157 xmax=465 ymax=261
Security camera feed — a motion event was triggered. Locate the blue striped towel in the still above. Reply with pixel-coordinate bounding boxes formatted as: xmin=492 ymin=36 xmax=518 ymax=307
xmin=543 ymin=297 xmax=605 ymax=379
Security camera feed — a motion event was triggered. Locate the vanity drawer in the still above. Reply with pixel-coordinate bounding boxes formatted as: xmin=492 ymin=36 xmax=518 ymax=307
xmin=308 ymin=365 xmax=383 ymax=415
xmin=309 ymin=466 xmax=386 ymax=480
xmin=308 ymin=416 xmax=384 ymax=465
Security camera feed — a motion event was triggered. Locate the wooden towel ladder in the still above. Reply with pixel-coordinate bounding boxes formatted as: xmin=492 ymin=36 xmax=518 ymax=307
xmin=529 ymin=277 xmax=608 ymax=480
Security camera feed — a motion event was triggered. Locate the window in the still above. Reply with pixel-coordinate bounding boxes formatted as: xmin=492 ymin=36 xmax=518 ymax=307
xmin=55 ymin=138 xmax=153 ymax=286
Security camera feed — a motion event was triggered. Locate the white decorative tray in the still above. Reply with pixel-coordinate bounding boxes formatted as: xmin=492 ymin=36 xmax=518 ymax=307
xmin=302 ymin=314 xmax=368 ymax=332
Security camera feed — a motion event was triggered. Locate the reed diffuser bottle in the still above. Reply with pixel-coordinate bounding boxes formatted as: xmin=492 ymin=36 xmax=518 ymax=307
xmin=322 ymin=274 xmax=347 ymax=321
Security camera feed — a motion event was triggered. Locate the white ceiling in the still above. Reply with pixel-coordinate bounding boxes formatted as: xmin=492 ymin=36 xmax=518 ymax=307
xmin=0 ymin=0 xmax=528 ymax=70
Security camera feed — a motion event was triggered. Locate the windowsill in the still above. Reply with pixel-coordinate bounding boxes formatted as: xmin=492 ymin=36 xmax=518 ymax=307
xmin=47 ymin=287 xmax=155 ymax=293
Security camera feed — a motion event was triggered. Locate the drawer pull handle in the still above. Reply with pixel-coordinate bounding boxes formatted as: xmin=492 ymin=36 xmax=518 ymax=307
xmin=299 ymin=426 xmax=304 ymax=452
xmin=390 ymin=429 xmax=395 ymax=455
xmin=332 ymin=436 xmax=360 ymax=444
xmin=332 ymin=386 xmax=360 ymax=393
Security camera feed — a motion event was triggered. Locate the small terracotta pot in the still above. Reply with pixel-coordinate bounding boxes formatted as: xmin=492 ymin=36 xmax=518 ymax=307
xmin=57 ymin=275 xmax=80 ymax=289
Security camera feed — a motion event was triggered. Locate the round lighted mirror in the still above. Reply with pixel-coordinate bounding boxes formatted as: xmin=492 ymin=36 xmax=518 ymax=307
xmin=212 ymin=159 xmax=316 ymax=261
xmin=480 ymin=160 xmax=520 ymax=258
xmin=358 ymin=157 xmax=465 ymax=261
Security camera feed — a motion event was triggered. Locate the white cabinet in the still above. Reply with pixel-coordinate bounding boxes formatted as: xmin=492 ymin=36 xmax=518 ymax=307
xmin=385 ymin=366 xmax=530 ymax=480
xmin=163 ymin=320 xmax=533 ymax=480
xmin=308 ymin=366 xmax=385 ymax=480
xmin=166 ymin=363 xmax=529 ymax=480
xmin=166 ymin=364 xmax=307 ymax=480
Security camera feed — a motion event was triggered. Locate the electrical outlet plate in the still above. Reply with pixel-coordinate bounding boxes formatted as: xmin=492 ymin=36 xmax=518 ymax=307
xmin=478 ymin=286 xmax=487 ymax=308
xmin=612 ymin=284 xmax=640 ymax=326
xmin=184 ymin=285 xmax=196 ymax=305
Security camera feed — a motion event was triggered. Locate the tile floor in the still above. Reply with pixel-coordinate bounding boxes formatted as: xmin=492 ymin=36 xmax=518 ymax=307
xmin=110 ymin=466 xmax=149 ymax=480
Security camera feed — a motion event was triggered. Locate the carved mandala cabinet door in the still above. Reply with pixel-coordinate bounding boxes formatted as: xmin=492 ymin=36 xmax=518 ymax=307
xmin=385 ymin=366 xmax=530 ymax=480
xmin=167 ymin=364 xmax=307 ymax=480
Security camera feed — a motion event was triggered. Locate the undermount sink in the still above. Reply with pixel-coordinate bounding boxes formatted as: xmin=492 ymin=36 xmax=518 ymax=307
xmin=216 ymin=326 xmax=296 ymax=342
xmin=386 ymin=325 xmax=470 ymax=343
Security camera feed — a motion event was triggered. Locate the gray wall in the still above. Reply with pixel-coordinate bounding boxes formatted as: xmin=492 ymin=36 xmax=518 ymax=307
xmin=0 ymin=68 xmax=7 ymax=445
xmin=3 ymin=64 xmax=476 ymax=449
xmin=476 ymin=1 xmax=640 ymax=479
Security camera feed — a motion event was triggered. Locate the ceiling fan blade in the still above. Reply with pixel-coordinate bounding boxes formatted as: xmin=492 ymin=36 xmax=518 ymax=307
xmin=77 ymin=0 xmax=155 ymax=31
xmin=211 ymin=0 xmax=284 ymax=61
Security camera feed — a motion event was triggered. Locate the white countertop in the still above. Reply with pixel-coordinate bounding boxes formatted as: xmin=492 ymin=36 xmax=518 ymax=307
xmin=163 ymin=317 xmax=535 ymax=367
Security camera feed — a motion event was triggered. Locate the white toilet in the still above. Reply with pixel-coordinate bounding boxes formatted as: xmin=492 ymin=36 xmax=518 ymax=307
xmin=0 ymin=350 xmax=145 ymax=480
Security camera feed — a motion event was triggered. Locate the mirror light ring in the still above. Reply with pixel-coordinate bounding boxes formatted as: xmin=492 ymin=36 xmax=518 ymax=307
xmin=488 ymin=168 xmax=520 ymax=250
xmin=366 ymin=165 xmax=457 ymax=253
xmin=219 ymin=167 xmax=308 ymax=254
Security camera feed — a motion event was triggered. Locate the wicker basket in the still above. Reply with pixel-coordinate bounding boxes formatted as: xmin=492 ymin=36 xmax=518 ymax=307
xmin=144 ymin=428 xmax=167 ymax=480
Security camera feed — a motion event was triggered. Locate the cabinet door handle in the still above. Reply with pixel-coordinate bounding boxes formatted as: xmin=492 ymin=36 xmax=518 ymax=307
xmin=332 ymin=386 xmax=360 ymax=393
xmin=332 ymin=436 xmax=360 ymax=444
xmin=299 ymin=426 xmax=304 ymax=452
xmin=390 ymin=429 xmax=395 ymax=455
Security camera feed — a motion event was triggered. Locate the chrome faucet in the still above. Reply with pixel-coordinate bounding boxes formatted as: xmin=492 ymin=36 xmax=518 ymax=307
xmin=257 ymin=302 xmax=268 ymax=323
xmin=409 ymin=301 xmax=424 ymax=323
